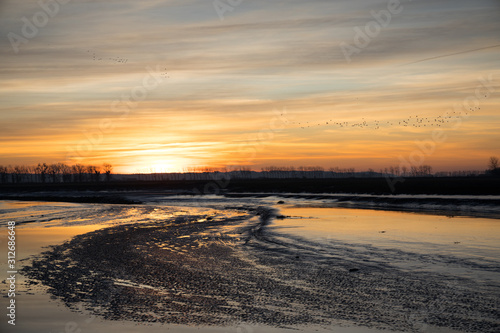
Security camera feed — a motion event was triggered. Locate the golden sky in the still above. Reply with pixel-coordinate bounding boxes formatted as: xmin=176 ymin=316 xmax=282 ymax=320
xmin=1 ymin=0 xmax=499 ymax=173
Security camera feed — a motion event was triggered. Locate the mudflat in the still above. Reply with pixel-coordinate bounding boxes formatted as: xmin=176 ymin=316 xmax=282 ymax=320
xmin=21 ymin=206 xmax=500 ymax=332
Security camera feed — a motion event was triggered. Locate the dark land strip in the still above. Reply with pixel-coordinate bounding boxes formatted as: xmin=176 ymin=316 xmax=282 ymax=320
xmin=2 ymin=177 xmax=500 ymax=195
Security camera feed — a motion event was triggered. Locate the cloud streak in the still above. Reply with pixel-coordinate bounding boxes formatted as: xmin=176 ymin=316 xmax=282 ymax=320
xmin=402 ymin=44 xmax=500 ymax=66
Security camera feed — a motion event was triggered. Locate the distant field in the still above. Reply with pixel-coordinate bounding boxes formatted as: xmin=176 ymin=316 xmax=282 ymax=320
xmin=1 ymin=176 xmax=499 ymax=195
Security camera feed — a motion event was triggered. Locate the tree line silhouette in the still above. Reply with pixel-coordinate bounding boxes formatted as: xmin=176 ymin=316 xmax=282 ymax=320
xmin=1 ymin=157 xmax=497 ymax=184
xmin=0 ymin=163 xmax=112 ymax=184
xmin=132 ymin=164 xmax=488 ymax=182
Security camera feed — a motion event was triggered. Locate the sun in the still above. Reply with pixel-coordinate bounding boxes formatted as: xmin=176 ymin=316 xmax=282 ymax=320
xmin=149 ymin=161 xmax=175 ymax=173
xmin=123 ymin=159 xmax=184 ymax=174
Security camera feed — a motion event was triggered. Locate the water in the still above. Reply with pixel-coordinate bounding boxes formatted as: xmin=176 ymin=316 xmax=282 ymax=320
xmin=270 ymin=206 xmax=500 ymax=287
xmin=1 ymin=196 xmax=499 ymax=333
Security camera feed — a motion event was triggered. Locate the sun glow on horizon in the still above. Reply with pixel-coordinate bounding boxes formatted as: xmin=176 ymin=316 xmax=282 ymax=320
xmin=127 ymin=160 xmax=181 ymax=174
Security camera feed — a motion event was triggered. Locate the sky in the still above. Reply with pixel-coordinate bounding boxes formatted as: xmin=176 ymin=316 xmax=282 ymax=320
xmin=1 ymin=0 xmax=499 ymax=173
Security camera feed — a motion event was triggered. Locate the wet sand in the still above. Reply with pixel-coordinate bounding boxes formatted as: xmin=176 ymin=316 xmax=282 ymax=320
xmin=18 ymin=205 xmax=500 ymax=332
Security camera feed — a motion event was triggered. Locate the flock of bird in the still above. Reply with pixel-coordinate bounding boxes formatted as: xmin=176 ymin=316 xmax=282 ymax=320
xmin=84 ymin=49 xmax=171 ymax=80
xmin=160 ymin=68 xmax=169 ymax=79
xmin=78 ymin=46 xmax=484 ymax=133
xmin=290 ymin=108 xmax=480 ymax=131
xmin=86 ymin=49 xmax=128 ymax=64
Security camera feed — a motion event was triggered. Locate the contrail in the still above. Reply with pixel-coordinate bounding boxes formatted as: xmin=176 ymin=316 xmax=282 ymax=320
xmin=401 ymin=44 xmax=500 ymax=66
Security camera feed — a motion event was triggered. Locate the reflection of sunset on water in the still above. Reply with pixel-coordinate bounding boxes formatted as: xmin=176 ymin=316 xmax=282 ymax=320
xmin=2 ymin=195 xmax=500 ymax=332
xmin=274 ymin=206 xmax=500 ymax=258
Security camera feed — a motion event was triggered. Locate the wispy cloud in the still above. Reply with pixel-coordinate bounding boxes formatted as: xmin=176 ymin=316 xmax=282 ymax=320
xmin=1 ymin=0 xmax=499 ymax=172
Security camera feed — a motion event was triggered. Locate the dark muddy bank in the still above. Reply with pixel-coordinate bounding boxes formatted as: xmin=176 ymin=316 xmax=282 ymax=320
xmin=0 ymin=194 xmax=140 ymax=205
xmin=3 ymin=176 xmax=500 ymax=195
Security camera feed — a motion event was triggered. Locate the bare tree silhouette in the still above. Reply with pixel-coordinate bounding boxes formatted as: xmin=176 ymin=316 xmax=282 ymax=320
xmin=0 ymin=162 xmax=114 ymax=184
xmin=488 ymin=156 xmax=499 ymax=170
xmin=13 ymin=165 xmax=26 ymax=183
xmin=488 ymin=156 xmax=500 ymax=176
xmin=0 ymin=165 xmax=8 ymax=183
xmin=86 ymin=165 xmax=101 ymax=182
xmin=59 ymin=163 xmax=72 ymax=183
xmin=48 ymin=164 xmax=60 ymax=183
xmin=35 ymin=163 xmax=49 ymax=183
xmin=103 ymin=163 xmax=113 ymax=182
xmin=72 ymin=164 xmax=86 ymax=182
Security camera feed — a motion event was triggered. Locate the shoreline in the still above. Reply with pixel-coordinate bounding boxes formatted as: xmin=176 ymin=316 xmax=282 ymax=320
xmin=2 ymin=188 xmax=500 ymax=220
